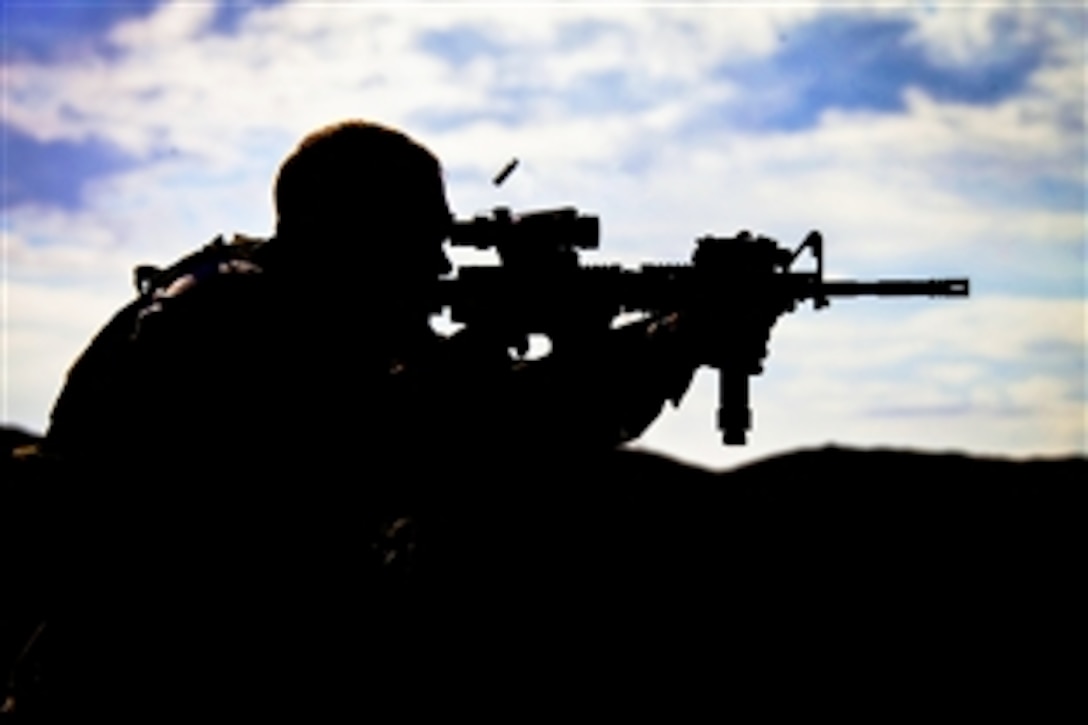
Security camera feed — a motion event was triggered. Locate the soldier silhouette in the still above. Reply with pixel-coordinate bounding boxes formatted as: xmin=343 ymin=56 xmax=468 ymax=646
xmin=38 ymin=120 xmax=701 ymax=714
xmin=48 ymin=121 xmax=696 ymax=470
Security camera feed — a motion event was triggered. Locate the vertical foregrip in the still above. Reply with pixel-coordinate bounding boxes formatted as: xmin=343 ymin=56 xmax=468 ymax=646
xmin=718 ymin=367 xmax=751 ymax=445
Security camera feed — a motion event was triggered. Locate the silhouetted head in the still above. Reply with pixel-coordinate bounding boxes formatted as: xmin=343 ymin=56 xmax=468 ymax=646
xmin=274 ymin=120 xmax=453 ymax=287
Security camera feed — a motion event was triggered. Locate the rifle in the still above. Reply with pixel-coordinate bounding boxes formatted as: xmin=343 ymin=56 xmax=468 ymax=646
xmin=439 ymin=206 xmax=969 ymax=445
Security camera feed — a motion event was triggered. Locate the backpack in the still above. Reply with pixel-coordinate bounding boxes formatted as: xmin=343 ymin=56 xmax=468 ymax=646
xmin=45 ymin=234 xmax=268 ymax=458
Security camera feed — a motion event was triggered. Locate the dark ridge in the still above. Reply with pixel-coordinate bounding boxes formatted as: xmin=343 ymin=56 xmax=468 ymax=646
xmin=3 ymin=426 xmax=1083 ymax=711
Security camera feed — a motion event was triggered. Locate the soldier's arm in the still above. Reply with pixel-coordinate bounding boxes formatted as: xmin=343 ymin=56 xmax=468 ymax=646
xmin=444 ymin=313 xmax=698 ymax=451
xmin=544 ymin=313 xmax=698 ymax=447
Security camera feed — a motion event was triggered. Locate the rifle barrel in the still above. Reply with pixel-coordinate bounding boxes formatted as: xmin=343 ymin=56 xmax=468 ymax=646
xmin=819 ymin=278 xmax=969 ymax=297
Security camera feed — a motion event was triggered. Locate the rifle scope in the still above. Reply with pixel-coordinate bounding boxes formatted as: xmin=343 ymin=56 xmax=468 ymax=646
xmin=450 ymin=207 xmax=599 ymax=251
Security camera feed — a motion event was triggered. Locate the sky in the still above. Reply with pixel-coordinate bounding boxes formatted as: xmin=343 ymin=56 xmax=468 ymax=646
xmin=1 ymin=0 xmax=1084 ymax=469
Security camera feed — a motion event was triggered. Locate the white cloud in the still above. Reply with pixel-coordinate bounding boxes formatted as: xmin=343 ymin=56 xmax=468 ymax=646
xmin=108 ymin=0 xmax=218 ymax=48
xmin=905 ymin=2 xmax=1078 ymax=68
xmin=3 ymin=279 xmax=127 ymax=428
xmin=2 ymin=3 xmax=811 ymax=158
xmin=773 ymin=297 xmax=1084 ymax=368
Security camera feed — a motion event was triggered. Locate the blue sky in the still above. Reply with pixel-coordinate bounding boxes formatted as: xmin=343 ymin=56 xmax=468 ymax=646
xmin=2 ymin=1 xmax=1084 ymax=466
xmin=1 ymin=0 xmax=286 ymax=60
xmin=715 ymin=13 xmax=1047 ymax=130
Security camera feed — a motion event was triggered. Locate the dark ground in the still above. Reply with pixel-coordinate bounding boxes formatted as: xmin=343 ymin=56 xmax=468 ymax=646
xmin=2 ymin=425 xmax=1083 ymax=716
